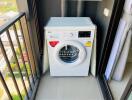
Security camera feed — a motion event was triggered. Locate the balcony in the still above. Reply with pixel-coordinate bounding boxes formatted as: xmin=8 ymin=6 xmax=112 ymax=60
xmin=0 ymin=12 xmax=104 ymax=100
xmin=0 ymin=0 xmax=132 ymax=100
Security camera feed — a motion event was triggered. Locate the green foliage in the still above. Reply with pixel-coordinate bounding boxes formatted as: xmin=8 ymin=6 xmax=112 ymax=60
xmin=10 ymin=63 xmax=17 ymax=71
xmin=0 ymin=0 xmax=17 ymax=13
xmin=14 ymin=45 xmax=26 ymax=58
xmin=19 ymin=63 xmax=31 ymax=76
xmin=6 ymin=46 xmax=31 ymax=78
xmin=20 ymin=63 xmax=24 ymax=71
xmin=21 ymin=44 xmax=25 ymax=51
xmin=12 ymin=94 xmax=20 ymax=100
xmin=26 ymin=63 xmax=30 ymax=75
xmin=12 ymin=92 xmax=25 ymax=100
xmin=16 ymin=48 xmax=20 ymax=58
xmin=12 ymin=89 xmax=26 ymax=100
xmin=8 ymin=63 xmax=31 ymax=78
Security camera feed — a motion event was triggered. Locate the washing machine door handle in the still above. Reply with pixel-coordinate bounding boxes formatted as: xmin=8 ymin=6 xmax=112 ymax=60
xmin=54 ymin=40 xmax=87 ymax=67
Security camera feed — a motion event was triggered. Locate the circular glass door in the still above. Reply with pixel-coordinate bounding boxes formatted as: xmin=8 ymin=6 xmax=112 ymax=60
xmin=59 ymin=45 xmax=80 ymax=63
xmin=54 ymin=40 xmax=86 ymax=66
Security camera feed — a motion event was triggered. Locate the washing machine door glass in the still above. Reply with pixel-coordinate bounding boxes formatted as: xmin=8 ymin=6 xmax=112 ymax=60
xmin=55 ymin=41 xmax=87 ymax=66
xmin=59 ymin=45 xmax=79 ymax=63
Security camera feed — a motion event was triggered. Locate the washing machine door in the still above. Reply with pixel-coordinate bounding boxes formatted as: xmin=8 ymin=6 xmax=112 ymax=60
xmin=54 ymin=40 xmax=87 ymax=67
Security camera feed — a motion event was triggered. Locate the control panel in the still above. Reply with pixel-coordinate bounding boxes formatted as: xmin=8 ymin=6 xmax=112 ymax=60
xmin=78 ymin=31 xmax=91 ymax=38
xmin=46 ymin=30 xmax=93 ymax=40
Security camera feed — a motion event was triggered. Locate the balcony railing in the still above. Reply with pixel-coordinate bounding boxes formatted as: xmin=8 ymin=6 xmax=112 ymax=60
xmin=0 ymin=13 xmax=40 ymax=100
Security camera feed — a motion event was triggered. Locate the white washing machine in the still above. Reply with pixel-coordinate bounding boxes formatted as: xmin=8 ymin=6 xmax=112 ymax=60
xmin=44 ymin=17 xmax=96 ymax=76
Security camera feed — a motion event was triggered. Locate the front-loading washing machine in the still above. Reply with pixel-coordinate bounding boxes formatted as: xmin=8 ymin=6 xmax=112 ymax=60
xmin=44 ymin=17 xmax=96 ymax=76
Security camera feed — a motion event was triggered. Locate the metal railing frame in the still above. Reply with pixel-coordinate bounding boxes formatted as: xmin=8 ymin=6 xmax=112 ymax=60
xmin=0 ymin=12 xmax=40 ymax=100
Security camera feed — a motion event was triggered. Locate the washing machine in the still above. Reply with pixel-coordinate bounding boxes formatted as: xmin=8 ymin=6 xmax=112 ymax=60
xmin=44 ymin=17 xmax=96 ymax=76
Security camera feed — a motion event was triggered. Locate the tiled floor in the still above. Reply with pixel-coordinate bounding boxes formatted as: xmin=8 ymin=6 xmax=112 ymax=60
xmin=35 ymin=72 xmax=103 ymax=100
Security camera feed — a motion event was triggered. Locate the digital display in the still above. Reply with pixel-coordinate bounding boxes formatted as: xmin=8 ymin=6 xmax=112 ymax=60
xmin=78 ymin=31 xmax=91 ymax=38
